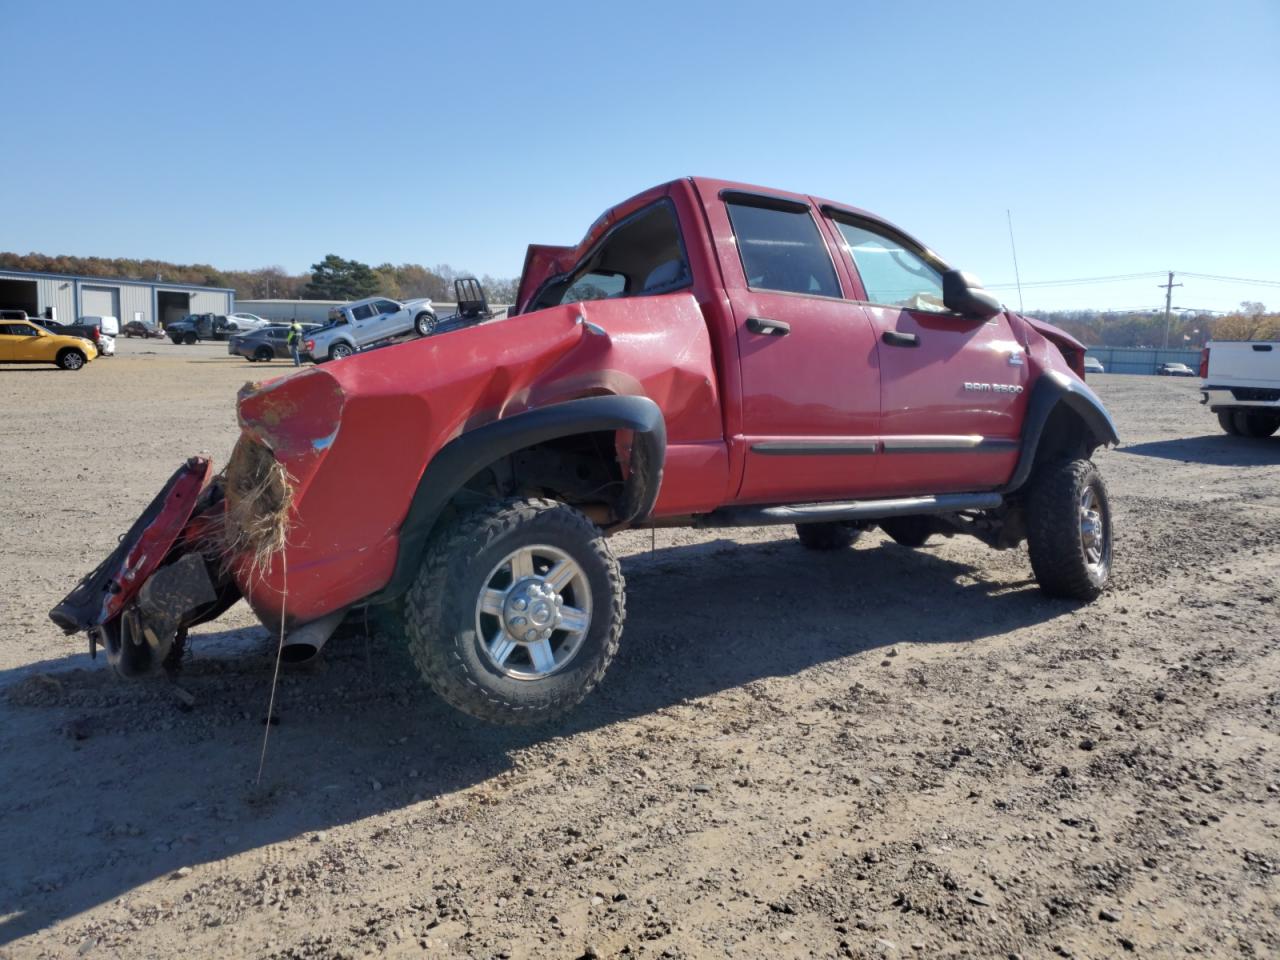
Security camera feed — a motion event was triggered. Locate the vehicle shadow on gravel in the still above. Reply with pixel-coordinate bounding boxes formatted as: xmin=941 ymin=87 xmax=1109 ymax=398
xmin=1120 ymin=433 xmax=1279 ymax=465
xmin=0 ymin=536 xmax=1068 ymax=944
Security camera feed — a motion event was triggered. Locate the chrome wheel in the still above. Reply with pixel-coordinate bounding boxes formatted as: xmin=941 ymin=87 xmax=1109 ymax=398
xmin=1079 ymin=486 xmax=1106 ymax=573
xmin=331 ymin=343 xmax=353 ymax=360
xmin=474 ymin=544 xmax=592 ymax=680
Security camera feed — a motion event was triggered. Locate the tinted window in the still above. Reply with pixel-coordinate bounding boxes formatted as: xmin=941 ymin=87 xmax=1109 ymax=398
xmin=834 ymin=221 xmax=946 ymax=312
xmin=373 ymin=300 xmax=399 ymax=315
xmin=726 ymin=202 xmax=840 ymax=298
xmin=351 ymin=304 xmax=377 ymax=321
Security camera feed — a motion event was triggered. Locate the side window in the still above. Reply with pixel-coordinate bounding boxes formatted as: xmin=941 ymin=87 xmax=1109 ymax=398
xmin=373 ymin=300 xmax=399 ymax=315
xmin=725 ymin=201 xmax=841 ymax=298
xmin=834 ymin=221 xmax=946 ymax=313
xmin=561 ymin=272 xmax=626 ymax=305
xmin=351 ymin=304 xmax=377 ymax=321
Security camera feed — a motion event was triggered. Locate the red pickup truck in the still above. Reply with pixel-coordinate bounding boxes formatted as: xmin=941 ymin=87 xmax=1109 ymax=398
xmin=52 ymin=177 xmax=1118 ymax=725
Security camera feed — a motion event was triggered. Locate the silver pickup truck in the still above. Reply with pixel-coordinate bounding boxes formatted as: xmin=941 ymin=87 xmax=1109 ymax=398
xmin=304 ymin=296 xmax=437 ymax=361
xmin=1201 ymin=339 xmax=1280 ymax=437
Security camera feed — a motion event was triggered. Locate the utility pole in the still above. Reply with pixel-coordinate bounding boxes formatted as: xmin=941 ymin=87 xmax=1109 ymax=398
xmin=1159 ymin=271 xmax=1182 ymax=349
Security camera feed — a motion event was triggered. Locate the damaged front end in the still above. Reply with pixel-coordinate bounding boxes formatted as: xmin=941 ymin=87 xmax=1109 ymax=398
xmin=50 ymin=366 xmax=352 ymax=678
xmin=49 ymin=457 xmax=241 ymax=676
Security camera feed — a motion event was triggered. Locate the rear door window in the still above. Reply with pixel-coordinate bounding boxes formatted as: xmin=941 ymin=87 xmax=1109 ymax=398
xmin=725 ymin=200 xmax=841 ymax=298
xmin=351 ymin=304 xmax=377 ymax=321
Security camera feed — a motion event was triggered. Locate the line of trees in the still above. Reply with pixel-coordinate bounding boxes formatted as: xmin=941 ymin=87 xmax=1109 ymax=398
xmin=0 ymin=251 xmax=519 ymax=305
xmin=1033 ymin=302 xmax=1277 ymax=348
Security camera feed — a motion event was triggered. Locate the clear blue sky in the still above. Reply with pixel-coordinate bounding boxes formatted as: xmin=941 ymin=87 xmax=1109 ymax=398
xmin=4 ymin=0 xmax=1277 ymax=312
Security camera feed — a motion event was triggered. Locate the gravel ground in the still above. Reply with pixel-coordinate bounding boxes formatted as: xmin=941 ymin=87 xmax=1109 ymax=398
xmin=1 ymin=342 xmax=1277 ymax=959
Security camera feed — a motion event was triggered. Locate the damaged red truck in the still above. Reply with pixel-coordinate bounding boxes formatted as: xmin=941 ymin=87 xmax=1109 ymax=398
xmin=52 ymin=178 xmax=1118 ymax=724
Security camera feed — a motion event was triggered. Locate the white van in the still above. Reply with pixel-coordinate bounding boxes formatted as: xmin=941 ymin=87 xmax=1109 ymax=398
xmin=81 ymin=315 xmax=120 ymax=336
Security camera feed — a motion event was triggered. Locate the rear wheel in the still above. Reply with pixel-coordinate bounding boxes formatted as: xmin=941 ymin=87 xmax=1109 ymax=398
xmin=878 ymin=516 xmax=933 ymax=548
xmin=1026 ymin=458 xmax=1111 ymax=600
xmin=1233 ymin=411 xmax=1280 ymax=438
xmin=329 ymin=341 xmax=354 ymax=361
xmin=415 ymin=312 xmax=438 ymax=337
xmin=253 ymin=346 xmax=274 ymax=362
xmin=1217 ymin=410 xmax=1242 ymax=435
xmin=404 ymin=498 xmax=624 ymax=725
xmin=57 ymin=348 xmax=87 ymax=371
xmin=795 ymin=522 xmax=861 ymax=551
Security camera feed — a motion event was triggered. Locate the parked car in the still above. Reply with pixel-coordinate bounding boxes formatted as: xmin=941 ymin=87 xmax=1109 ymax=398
xmin=228 ymin=323 xmax=321 ymax=362
xmin=225 ymin=312 xmax=272 ymax=333
xmin=122 ymin=320 xmax=164 ymax=339
xmin=0 ymin=318 xmax=97 ymax=369
xmin=96 ymin=333 xmax=116 ymax=357
xmin=1200 ymin=339 xmax=1280 ymax=437
xmin=53 ymin=177 xmax=1119 ymax=728
xmin=1157 ymin=362 xmax=1196 ymax=377
xmin=1083 ymin=356 xmax=1105 ymax=374
xmin=305 ymin=295 xmax=437 ymax=361
xmin=36 ymin=316 xmax=111 ymax=353
xmin=167 ymin=313 xmax=233 ymax=344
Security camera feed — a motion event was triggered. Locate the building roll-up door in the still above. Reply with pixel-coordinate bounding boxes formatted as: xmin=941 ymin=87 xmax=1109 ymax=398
xmin=80 ymin=285 xmax=121 ymax=320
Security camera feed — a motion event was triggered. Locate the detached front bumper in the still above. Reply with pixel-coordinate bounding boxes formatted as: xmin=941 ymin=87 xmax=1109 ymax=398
xmin=49 ymin=457 xmax=240 ymax=676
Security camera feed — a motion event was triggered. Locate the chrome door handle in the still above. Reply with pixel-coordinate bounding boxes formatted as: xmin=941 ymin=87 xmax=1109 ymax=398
xmin=746 ymin=316 xmax=790 ymax=336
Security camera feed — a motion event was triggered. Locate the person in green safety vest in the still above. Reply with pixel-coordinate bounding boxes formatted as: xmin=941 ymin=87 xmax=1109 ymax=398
xmin=286 ymin=321 xmax=303 ymax=367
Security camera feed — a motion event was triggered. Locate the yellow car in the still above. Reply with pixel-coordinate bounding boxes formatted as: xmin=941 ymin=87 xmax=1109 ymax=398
xmin=0 ymin=318 xmax=97 ymax=370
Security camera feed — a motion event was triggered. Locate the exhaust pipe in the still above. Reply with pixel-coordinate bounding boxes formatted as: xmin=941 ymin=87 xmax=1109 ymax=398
xmin=280 ymin=609 xmax=348 ymax=664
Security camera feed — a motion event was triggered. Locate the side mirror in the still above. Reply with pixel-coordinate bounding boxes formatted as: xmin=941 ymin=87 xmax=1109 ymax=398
xmin=942 ymin=270 xmax=1002 ymax=320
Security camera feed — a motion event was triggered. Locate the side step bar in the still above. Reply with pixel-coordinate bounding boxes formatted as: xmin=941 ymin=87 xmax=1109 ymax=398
xmin=696 ymin=492 xmax=1003 ymax=528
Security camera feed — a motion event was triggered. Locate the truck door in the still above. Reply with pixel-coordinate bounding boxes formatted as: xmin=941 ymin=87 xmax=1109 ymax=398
xmin=347 ymin=302 xmax=380 ymax=344
xmin=702 ymin=187 xmax=882 ymax=503
xmin=824 ymin=211 xmax=1026 ymax=495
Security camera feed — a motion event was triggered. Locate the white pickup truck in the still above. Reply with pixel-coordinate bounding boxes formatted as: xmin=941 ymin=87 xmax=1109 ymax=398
xmin=1200 ymin=340 xmax=1280 ymax=437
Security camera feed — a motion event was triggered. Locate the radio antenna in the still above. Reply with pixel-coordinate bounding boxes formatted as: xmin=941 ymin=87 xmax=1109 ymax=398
xmin=1006 ymin=209 xmax=1024 ymax=313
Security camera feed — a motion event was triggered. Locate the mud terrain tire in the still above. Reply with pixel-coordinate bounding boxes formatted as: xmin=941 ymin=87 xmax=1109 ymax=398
xmin=795 ymin=522 xmax=861 ymax=550
xmin=878 ymin=516 xmax=933 ymax=547
xmin=405 ymin=497 xmax=624 ymax=725
xmin=1233 ymin=411 xmax=1280 ymax=438
xmin=1027 ymin=458 xmax=1111 ymax=601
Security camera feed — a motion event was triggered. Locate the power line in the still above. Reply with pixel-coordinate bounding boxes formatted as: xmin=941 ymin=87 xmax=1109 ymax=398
xmin=986 ymin=271 xmax=1165 ymax=289
xmin=987 ymin=270 xmax=1280 ymax=290
xmin=1177 ymin=271 xmax=1280 ymax=288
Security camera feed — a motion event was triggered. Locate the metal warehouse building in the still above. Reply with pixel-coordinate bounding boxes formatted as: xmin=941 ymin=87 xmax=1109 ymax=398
xmin=0 ymin=269 xmax=234 ymax=328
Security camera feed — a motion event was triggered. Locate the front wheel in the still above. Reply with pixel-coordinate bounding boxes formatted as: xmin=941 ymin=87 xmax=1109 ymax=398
xmin=415 ymin=312 xmax=438 ymax=336
xmin=57 ymin=348 xmax=87 ymax=370
xmin=1026 ymin=459 xmax=1112 ymax=600
xmin=404 ymin=498 xmax=624 ymax=725
xmin=1233 ymin=411 xmax=1280 ymax=438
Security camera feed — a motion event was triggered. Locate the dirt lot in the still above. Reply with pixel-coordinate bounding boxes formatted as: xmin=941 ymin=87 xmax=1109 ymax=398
xmin=1 ymin=342 xmax=1277 ymax=959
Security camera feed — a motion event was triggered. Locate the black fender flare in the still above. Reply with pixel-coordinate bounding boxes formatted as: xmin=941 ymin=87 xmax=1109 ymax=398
xmin=1002 ymin=371 xmax=1119 ymax=494
xmin=375 ymin=395 xmax=666 ymax=602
